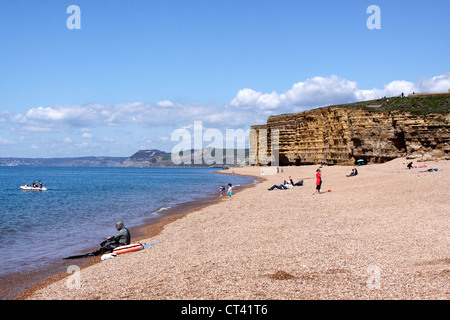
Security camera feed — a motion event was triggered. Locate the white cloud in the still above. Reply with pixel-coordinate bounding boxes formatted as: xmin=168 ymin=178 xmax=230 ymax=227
xmin=357 ymin=73 xmax=450 ymax=101
xmin=25 ymin=105 xmax=95 ymax=126
xmin=20 ymin=126 xmax=56 ymax=133
xmin=229 ymin=75 xmax=362 ymax=111
xmin=6 ymin=72 xmax=447 ymax=134
xmin=9 ymin=113 xmax=27 ymax=123
xmin=0 ymin=137 xmax=13 ymax=145
xmin=228 ymin=72 xmax=450 ymax=112
xmin=229 ymin=88 xmax=270 ymax=109
xmin=156 ymin=100 xmax=175 ymax=108
xmin=382 ymin=80 xmax=416 ymax=97
xmin=283 ymin=75 xmax=361 ymax=107
xmin=75 ymin=142 xmax=89 ymax=148
xmin=417 ymin=72 xmax=450 ymax=93
xmin=0 ymin=111 xmax=10 ymax=122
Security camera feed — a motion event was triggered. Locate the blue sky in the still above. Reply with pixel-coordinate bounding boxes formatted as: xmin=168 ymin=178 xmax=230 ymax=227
xmin=1 ymin=0 xmax=449 ymax=157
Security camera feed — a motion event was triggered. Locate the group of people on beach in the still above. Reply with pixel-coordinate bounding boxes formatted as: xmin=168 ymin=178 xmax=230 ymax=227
xmin=268 ymin=165 xmax=364 ymax=194
xmin=262 ymin=165 xmax=327 ymax=195
xmin=219 ymin=183 xmax=234 ymax=198
xmin=265 ymin=167 xmax=326 ymax=195
xmin=267 ymin=176 xmax=303 ymax=190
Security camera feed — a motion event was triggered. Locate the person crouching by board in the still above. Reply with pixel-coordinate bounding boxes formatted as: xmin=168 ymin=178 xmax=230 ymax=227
xmin=99 ymin=220 xmax=131 ymax=253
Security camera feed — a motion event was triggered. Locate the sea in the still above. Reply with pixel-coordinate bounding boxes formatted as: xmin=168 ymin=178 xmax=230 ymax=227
xmin=0 ymin=166 xmax=256 ymax=296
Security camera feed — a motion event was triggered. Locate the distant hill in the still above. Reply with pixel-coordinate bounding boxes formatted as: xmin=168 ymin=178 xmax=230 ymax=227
xmin=0 ymin=156 xmax=127 ymax=167
xmin=0 ymin=148 xmax=250 ymax=167
xmin=123 ymin=148 xmax=249 ymax=167
xmin=122 ymin=149 xmax=173 ymax=167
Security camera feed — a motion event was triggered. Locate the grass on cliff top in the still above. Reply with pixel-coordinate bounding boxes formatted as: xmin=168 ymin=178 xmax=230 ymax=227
xmin=333 ymin=95 xmax=450 ymax=115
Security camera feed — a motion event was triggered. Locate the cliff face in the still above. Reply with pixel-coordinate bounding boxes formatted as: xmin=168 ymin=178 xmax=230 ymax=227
xmin=250 ymin=107 xmax=450 ymax=166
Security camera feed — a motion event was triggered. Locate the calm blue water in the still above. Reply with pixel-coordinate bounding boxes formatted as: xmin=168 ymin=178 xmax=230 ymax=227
xmin=0 ymin=166 xmax=255 ymax=276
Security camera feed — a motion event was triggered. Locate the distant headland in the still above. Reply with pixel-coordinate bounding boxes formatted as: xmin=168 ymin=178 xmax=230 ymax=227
xmin=0 ymin=148 xmax=249 ymax=167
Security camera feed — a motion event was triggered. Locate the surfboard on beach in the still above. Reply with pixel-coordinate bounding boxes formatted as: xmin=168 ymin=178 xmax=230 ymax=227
xmin=63 ymin=241 xmax=159 ymax=260
xmin=101 ymin=241 xmax=160 ymax=260
xmin=112 ymin=243 xmax=144 ymax=254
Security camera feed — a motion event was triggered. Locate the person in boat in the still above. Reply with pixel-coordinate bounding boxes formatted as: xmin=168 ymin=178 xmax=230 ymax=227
xmin=32 ymin=181 xmax=37 ymax=188
xmin=99 ymin=220 xmax=131 ymax=253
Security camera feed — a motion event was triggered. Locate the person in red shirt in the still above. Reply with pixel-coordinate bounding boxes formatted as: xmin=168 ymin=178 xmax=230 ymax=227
xmin=314 ymin=168 xmax=322 ymax=195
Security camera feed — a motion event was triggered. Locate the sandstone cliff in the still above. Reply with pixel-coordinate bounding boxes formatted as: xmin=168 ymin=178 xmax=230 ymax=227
xmin=250 ymin=102 xmax=450 ymax=166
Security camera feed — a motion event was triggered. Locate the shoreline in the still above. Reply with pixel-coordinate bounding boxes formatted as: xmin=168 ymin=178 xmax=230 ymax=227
xmin=12 ymin=207 xmax=191 ymax=300
xmin=10 ymin=169 xmax=260 ymax=300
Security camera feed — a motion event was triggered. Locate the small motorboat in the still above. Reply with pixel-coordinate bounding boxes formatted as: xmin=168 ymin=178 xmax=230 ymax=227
xmin=20 ymin=186 xmax=47 ymax=191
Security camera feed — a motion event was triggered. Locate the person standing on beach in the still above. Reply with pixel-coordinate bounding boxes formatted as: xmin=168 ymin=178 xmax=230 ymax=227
xmin=314 ymin=169 xmax=322 ymax=195
xmin=228 ymin=183 xmax=233 ymax=197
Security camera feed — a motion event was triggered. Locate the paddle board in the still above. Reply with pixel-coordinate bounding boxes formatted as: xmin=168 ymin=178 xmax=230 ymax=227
xmin=112 ymin=243 xmax=144 ymax=255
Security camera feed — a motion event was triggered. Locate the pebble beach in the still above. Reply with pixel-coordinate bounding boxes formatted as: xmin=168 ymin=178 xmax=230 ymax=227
xmin=20 ymin=158 xmax=449 ymax=300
